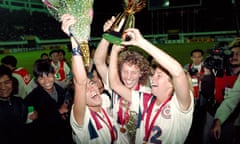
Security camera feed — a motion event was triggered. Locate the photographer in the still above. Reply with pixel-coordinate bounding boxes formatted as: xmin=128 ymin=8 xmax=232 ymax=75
xmin=201 ymin=44 xmax=240 ymax=144
xmin=202 ymin=45 xmax=240 ymax=112
xmin=184 ymin=49 xmax=205 ymax=99
xmin=210 ymin=44 xmax=240 ymax=144
xmin=184 ymin=49 xmax=205 ymax=144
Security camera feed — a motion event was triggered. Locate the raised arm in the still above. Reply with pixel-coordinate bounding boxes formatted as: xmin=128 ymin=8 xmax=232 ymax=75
xmin=61 ymin=14 xmax=87 ymax=125
xmin=94 ymin=16 xmax=115 ymax=84
xmin=109 ymin=45 xmax=132 ymax=102
xmin=121 ymin=28 xmax=192 ymax=110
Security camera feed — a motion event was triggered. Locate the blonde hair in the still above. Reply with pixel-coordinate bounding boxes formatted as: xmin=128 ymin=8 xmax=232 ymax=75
xmin=118 ymin=50 xmax=150 ymax=85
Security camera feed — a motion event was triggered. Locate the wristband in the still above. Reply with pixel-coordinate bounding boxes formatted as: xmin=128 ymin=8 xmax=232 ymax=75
xmin=68 ymin=32 xmax=73 ymax=37
xmin=72 ymin=46 xmax=82 ymax=56
xmin=68 ymin=27 xmax=73 ymax=37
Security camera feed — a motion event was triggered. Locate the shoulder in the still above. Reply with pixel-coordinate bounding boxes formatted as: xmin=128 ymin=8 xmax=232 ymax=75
xmin=139 ymin=85 xmax=151 ymax=93
xmin=10 ymin=96 xmax=27 ymax=110
xmin=11 ymin=95 xmax=24 ymax=102
xmin=54 ymin=83 xmax=67 ymax=96
xmin=54 ymin=83 xmax=65 ymax=91
xmin=25 ymin=86 xmax=43 ymax=98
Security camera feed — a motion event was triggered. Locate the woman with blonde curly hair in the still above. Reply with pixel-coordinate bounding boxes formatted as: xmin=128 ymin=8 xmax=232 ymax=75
xmin=94 ymin=16 xmax=152 ymax=143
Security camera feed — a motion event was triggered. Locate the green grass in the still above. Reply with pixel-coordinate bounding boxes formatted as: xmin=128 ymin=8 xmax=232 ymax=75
xmin=0 ymin=48 xmax=72 ymax=76
xmin=157 ymin=42 xmax=215 ymax=66
xmin=0 ymin=42 xmax=215 ymax=76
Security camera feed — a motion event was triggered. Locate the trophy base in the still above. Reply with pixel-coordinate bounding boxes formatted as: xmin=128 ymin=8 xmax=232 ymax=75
xmin=102 ymin=31 xmax=123 ymax=45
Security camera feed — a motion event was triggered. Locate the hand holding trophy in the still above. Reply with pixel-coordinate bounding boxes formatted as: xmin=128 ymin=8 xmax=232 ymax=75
xmin=42 ymin=0 xmax=94 ymax=66
xmin=103 ymin=0 xmax=147 ymax=45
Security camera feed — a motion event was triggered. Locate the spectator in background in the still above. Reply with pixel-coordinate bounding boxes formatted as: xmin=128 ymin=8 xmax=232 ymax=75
xmin=49 ymin=49 xmax=71 ymax=88
xmin=211 ymin=75 xmax=240 ymax=144
xmin=24 ymin=59 xmax=73 ymax=144
xmin=1 ymin=55 xmax=35 ymax=99
xmin=210 ymin=44 xmax=240 ymax=144
xmin=58 ymin=48 xmax=72 ymax=82
xmin=184 ymin=49 xmax=205 ymax=99
xmin=58 ymin=49 xmax=67 ymax=62
xmin=40 ymin=52 xmax=49 ymax=60
xmin=58 ymin=49 xmax=71 ymax=67
xmin=0 ymin=64 xmax=28 ymax=144
xmin=184 ymin=49 xmax=205 ymax=144
xmin=200 ymin=43 xmax=240 ymax=144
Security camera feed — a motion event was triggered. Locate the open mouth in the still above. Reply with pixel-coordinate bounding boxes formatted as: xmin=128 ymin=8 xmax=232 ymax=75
xmin=151 ymin=84 xmax=158 ymax=87
xmin=44 ymin=83 xmax=52 ymax=87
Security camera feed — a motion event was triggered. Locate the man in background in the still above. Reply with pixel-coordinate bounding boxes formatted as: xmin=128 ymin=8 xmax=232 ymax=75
xmin=1 ymin=55 xmax=34 ymax=99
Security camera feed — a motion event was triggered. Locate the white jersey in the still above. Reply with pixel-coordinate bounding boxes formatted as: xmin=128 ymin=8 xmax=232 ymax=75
xmin=101 ymin=92 xmax=111 ymax=110
xmin=104 ymin=73 xmax=151 ymax=144
xmin=12 ymin=67 xmax=34 ymax=99
xmin=50 ymin=61 xmax=71 ymax=88
xmin=133 ymin=92 xmax=194 ymax=144
xmin=70 ymin=106 xmax=117 ymax=144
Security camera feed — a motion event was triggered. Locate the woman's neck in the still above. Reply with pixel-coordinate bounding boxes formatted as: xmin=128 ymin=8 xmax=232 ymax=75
xmin=155 ymin=89 xmax=173 ymax=105
xmin=89 ymin=106 xmax=102 ymax=112
xmin=155 ymin=95 xmax=171 ymax=105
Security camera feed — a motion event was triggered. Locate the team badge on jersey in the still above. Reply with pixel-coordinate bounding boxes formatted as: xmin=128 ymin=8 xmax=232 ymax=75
xmin=161 ymin=104 xmax=171 ymax=119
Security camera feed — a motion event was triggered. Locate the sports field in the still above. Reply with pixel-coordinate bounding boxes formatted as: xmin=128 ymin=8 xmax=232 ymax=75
xmin=0 ymin=42 xmax=215 ymax=76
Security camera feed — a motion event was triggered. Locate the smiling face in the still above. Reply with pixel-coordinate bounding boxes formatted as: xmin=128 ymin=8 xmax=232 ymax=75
xmin=36 ymin=73 xmax=55 ymax=93
xmin=151 ymin=67 xmax=173 ymax=97
xmin=86 ymin=79 xmax=102 ymax=107
xmin=120 ymin=62 xmax=141 ymax=89
xmin=0 ymin=75 xmax=13 ymax=98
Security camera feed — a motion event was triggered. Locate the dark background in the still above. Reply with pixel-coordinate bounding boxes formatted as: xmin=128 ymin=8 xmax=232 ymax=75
xmin=0 ymin=0 xmax=239 ymax=41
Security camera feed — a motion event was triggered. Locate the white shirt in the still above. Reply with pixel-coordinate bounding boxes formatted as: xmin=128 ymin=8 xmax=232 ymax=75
xmin=70 ymin=106 xmax=116 ymax=144
xmin=133 ymin=92 xmax=194 ymax=144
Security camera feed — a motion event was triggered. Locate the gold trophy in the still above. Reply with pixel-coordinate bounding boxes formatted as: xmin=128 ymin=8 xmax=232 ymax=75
xmin=42 ymin=0 xmax=94 ymax=66
xmin=103 ymin=0 xmax=147 ymax=45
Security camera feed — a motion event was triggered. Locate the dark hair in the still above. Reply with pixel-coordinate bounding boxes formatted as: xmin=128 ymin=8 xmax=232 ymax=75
xmin=49 ymin=49 xmax=59 ymax=57
xmin=0 ymin=64 xmax=13 ymax=79
xmin=190 ymin=49 xmax=204 ymax=56
xmin=33 ymin=59 xmax=55 ymax=78
xmin=40 ymin=53 xmax=48 ymax=58
xmin=0 ymin=65 xmax=18 ymax=95
xmin=58 ymin=49 xmax=66 ymax=56
xmin=1 ymin=55 xmax=17 ymax=67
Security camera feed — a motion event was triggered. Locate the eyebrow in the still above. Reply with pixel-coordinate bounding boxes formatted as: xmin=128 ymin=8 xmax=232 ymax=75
xmin=0 ymin=79 xmax=12 ymax=83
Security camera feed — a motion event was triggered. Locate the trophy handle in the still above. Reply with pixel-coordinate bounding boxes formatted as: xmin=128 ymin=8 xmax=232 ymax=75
xmin=110 ymin=12 xmax=127 ymax=32
xmin=102 ymin=12 xmax=135 ymax=45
